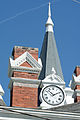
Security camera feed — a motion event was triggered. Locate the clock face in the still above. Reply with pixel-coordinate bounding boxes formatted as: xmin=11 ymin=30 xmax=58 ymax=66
xmin=42 ymin=85 xmax=64 ymax=106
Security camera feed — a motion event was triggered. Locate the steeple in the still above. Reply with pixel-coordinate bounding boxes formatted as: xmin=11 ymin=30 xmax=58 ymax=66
xmin=39 ymin=2 xmax=64 ymax=81
xmin=46 ymin=2 xmax=54 ymax=32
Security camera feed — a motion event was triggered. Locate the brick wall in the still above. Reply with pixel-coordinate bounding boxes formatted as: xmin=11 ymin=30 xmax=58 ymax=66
xmin=12 ymin=71 xmax=38 ymax=79
xmin=11 ymin=86 xmax=38 ymax=108
xmin=12 ymin=46 xmax=38 ymax=61
xmin=74 ymin=66 xmax=80 ymax=102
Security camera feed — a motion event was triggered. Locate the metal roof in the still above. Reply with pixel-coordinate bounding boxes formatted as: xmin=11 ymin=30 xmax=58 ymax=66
xmin=0 ymin=105 xmax=80 ymax=120
xmin=39 ymin=32 xmax=64 ymax=81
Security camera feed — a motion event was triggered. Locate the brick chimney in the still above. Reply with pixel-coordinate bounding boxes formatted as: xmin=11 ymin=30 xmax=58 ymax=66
xmin=72 ymin=66 xmax=80 ymax=103
xmin=8 ymin=46 xmax=41 ymax=108
xmin=74 ymin=66 xmax=80 ymax=77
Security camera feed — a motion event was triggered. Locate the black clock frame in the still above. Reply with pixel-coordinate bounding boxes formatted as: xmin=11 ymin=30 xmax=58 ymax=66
xmin=42 ymin=85 xmax=64 ymax=106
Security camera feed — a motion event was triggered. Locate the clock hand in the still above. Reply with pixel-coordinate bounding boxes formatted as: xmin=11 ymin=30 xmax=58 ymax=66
xmin=45 ymin=90 xmax=53 ymax=96
xmin=46 ymin=89 xmax=61 ymax=97
xmin=52 ymin=92 xmax=61 ymax=96
xmin=48 ymin=90 xmax=54 ymax=96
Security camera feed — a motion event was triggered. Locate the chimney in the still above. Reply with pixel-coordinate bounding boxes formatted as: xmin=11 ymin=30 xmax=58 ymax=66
xmin=71 ymin=66 xmax=80 ymax=103
xmin=8 ymin=46 xmax=41 ymax=108
xmin=74 ymin=66 xmax=80 ymax=77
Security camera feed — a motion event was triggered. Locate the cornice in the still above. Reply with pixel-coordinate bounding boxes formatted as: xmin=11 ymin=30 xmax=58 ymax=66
xmin=8 ymin=77 xmax=41 ymax=89
xmin=8 ymin=65 xmax=41 ymax=77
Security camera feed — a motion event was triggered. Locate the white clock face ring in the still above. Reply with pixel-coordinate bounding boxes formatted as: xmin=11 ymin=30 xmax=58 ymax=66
xmin=42 ymin=85 xmax=64 ymax=106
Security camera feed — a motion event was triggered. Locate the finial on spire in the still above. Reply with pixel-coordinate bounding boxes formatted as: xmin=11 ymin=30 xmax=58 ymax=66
xmin=48 ymin=2 xmax=51 ymax=17
xmin=45 ymin=2 xmax=54 ymax=32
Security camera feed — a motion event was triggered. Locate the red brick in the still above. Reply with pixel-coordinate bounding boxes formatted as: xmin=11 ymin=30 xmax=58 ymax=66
xmin=13 ymin=71 xmax=38 ymax=79
xmin=11 ymin=86 xmax=38 ymax=108
xmin=75 ymin=96 xmax=80 ymax=102
xmin=74 ymin=66 xmax=80 ymax=77
xmin=13 ymin=46 xmax=38 ymax=61
xmin=75 ymin=85 xmax=80 ymax=90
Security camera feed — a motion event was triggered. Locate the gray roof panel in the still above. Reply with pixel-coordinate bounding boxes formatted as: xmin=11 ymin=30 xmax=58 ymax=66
xmin=39 ymin=32 xmax=64 ymax=81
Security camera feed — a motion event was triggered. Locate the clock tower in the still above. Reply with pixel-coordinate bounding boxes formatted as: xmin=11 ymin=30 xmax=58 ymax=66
xmin=8 ymin=2 xmax=74 ymax=110
xmin=39 ymin=2 xmax=66 ymax=109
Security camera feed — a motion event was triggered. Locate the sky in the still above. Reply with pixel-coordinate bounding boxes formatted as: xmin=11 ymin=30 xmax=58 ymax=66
xmin=0 ymin=0 xmax=80 ymax=106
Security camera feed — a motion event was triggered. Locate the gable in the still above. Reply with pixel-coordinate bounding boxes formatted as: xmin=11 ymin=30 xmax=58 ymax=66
xmin=20 ymin=61 xmax=32 ymax=68
xmin=9 ymin=51 xmax=41 ymax=69
xmin=8 ymin=51 xmax=42 ymax=77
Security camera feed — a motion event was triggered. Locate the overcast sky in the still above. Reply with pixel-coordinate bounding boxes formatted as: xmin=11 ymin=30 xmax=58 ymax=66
xmin=0 ymin=0 xmax=80 ymax=106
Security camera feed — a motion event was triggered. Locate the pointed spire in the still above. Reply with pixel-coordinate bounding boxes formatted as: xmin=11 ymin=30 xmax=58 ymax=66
xmin=39 ymin=2 xmax=64 ymax=81
xmin=46 ymin=2 xmax=54 ymax=32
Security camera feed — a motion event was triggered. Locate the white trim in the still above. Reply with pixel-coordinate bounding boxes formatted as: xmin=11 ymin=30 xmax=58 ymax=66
xmin=9 ymin=51 xmax=41 ymax=68
xmin=42 ymin=82 xmax=65 ymax=87
xmin=70 ymin=75 xmax=80 ymax=100
xmin=64 ymin=87 xmax=74 ymax=104
xmin=0 ymin=85 xmax=5 ymax=106
xmin=8 ymin=51 xmax=42 ymax=77
xmin=0 ymin=84 xmax=4 ymax=96
xmin=73 ymin=89 xmax=80 ymax=99
xmin=8 ymin=77 xmax=41 ymax=89
xmin=46 ymin=2 xmax=54 ymax=32
xmin=71 ymin=74 xmax=80 ymax=90
xmin=8 ymin=65 xmax=41 ymax=77
xmin=0 ymin=95 xmax=3 ymax=100
xmin=64 ymin=87 xmax=74 ymax=95
xmin=13 ymin=82 xmax=39 ymax=88
xmin=46 ymin=24 xmax=53 ymax=32
xmin=38 ymin=58 xmax=42 ymax=67
xmin=41 ymin=68 xmax=65 ymax=88
xmin=0 ymin=117 xmax=29 ymax=120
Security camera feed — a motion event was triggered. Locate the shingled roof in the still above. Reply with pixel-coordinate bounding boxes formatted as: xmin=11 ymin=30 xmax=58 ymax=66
xmin=50 ymin=102 xmax=80 ymax=113
xmin=0 ymin=104 xmax=80 ymax=120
